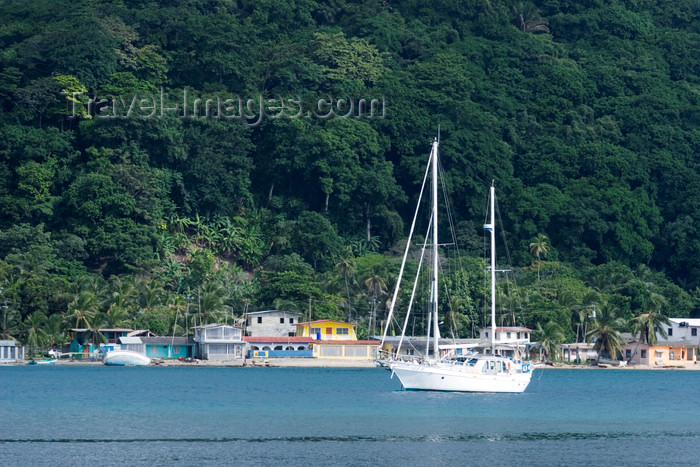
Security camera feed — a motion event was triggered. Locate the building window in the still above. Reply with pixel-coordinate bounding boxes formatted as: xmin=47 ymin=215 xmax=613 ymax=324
xmin=257 ymin=317 xmax=262 ymax=324
xmin=325 ymin=327 xmax=333 ymax=335
xmin=641 ymin=350 xmax=647 ymax=358
xmin=485 ymin=331 xmax=489 ymax=338
xmin=337 ymin=328 xmax=349 ymax=335
xmin=274 ymin=346 xmax=283 ymax=350
xmin=516 ymin=332 xmax=520 ymax=339
xmin=692 ymin=328 xmax=697 ymax=337
xmin=290 ymin=318 xmax=294 ymax=324
xmin=655 ymin=351 xmax=663 ymax=358
xmin=310 ymin=327 xmax=321 ymax=336
xmin=668 ymin=327 xmax=672 ymax=336
xmin=280 ymin=317 xmax=285 ymax=324
xmin=506 ymin=332 xmax=511 ymax=339
xmin=625 ymin=349 xmax=631 ymax=358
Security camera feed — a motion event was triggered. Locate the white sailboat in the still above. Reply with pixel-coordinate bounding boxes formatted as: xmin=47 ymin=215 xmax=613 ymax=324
xmin=383 ymin=139 xmax=532 ymax=393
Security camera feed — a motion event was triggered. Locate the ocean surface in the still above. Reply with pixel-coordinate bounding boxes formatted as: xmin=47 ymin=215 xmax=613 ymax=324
xmin=1 ymin=366 xmax=699 ymax=466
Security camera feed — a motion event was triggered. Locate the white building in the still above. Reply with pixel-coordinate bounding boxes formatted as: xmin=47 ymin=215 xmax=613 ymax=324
xmin=658 ymin=318 xmax=700 ymax=346
xmin=0 ymin=340 xmax=24 ymax=363
xmin=246 ymin=310 xmax=302 ymax=337
xmin=479 ymin=326 xmax=532 ymax=344
xmin=194 ymin=324 xmax=246 ymax=361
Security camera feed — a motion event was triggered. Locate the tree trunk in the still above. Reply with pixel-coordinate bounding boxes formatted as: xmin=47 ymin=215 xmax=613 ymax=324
xmin=268 ymin=182 xmax=275 ymax=202
xmin=325 ymin=192 xmax=329 ymax=211
xmin=365 ymin=203 xmax=371 ymax=242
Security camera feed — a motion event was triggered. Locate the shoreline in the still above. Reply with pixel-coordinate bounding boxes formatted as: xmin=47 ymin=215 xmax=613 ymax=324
xmin=5 ymin=358 xmax=700 ymax=370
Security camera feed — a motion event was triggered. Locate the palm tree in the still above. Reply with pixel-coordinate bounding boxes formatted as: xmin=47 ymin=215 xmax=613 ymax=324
xmin=88 ymin=312 xmax=109 ymax=351
xmin=534 ymin=321 xmax=565 ymax=362
xmin=364 ymin=267 xmax=388 ymax=336
xmin=364 ymin=268 xmax=388 ymax=301
xmin=335 ymin=247 xmax=357 ymax=320
xmin=629 ymin=293 xmax=670 ymax=361
xmin=198 ymin=281 xmax=228 ymax=325
xmin=510 ymin=2 xmax=550 ymax=34
xmin=529 ymin=233 xmax=549 ymax=281
xmin=571 ymin=290 xmax=600 ymax=343
xmin=586 ymin=302 xmax=626 ymax=364
xmin=22 ymin=311 xmax=48 ymax=357
xmin=67 ymin=291 xmax=99 ymax=329
xmin=633 ymin=293 xmax=669 ymax=344
xmin=45 ymin=313 xmax=66 ymax=348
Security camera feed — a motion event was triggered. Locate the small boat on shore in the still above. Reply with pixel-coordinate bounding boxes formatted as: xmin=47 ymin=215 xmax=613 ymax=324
xmin=28 ymin=359 xmax=57 ymax=365
xmin=102 ymin=350 xmax=151 ymax=366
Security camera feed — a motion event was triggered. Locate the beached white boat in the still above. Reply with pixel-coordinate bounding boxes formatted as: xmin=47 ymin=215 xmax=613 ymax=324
xmin=102 ymin=350 xmax=151 ymax=366
xmin=383 ymin=139 xmax=532 ymax=392
xmin=28 ymin=358 xmax=57 ymax=365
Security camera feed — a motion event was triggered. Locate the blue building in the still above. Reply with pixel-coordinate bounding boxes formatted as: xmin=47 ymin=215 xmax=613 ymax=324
xmin=119 ymin=336 xmax=195 ymax=359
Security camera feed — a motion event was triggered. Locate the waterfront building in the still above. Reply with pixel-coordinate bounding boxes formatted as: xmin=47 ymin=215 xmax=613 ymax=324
xmin=559 ymin=343 xmax=597 ymax=363
xmin=120 ymin=336 xmax=195 ymax=359
xmin=194 ymin=324 xmax=246 ymax=361
xmin=296 ymin=319 xmax=357 ymax=341
xmin=244 ymin=336 xmax=314 ymax=357
xmin=245 ymin=310 xmax=302 ymax=337
xmin=621 ymin=319 xmax=699 ymax=366
xmin=311 ymin=339 xmax=380 ymax=360
xmin=478 ymin=326 xmax=532 ymax=345
xmin=0 ymin=340 xmax=24 ymax=363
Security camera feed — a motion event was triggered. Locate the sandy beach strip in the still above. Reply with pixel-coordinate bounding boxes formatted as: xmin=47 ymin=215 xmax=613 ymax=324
xmin=6 ymin=359 xmax=698 ymax=369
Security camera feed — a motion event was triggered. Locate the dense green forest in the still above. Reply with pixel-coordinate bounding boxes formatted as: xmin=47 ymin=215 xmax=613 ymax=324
xmin=1 ymin=0 xmax=699 ymax=357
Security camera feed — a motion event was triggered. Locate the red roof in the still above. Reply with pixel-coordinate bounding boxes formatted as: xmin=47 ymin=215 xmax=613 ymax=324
xmin=243 ymin=336 xmax=315 ymax=343
xmin=296 ymin=320 xmax=354 ymax=326
xmin=312 ymin=340 xmax=380 ymax=345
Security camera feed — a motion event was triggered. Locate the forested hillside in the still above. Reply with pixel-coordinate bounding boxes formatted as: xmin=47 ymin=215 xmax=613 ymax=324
xmin=1 ymin=0 xmax=699 ymax=354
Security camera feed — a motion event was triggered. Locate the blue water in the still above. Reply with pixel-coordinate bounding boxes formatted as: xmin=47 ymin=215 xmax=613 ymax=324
xmin=1 ymin=367 xmax=699 ymax=466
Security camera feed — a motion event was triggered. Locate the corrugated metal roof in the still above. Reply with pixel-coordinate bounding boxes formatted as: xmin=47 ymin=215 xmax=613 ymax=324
xmin=141 ymin=337 xmax=195 ymax=345
xmin=120 ymin=337 xmax=142 ymax=344
xmin=296 ymin=320 xmax=354 ymax=326
xmin=246 ymin=310 xmax=302 ymax=316
xmin=193 ymin=323 xmax=241 ymax=330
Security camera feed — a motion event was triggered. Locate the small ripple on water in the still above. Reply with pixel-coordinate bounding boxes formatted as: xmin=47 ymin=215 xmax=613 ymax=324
xmin=2 ymin=431 xmax=698 ymax=444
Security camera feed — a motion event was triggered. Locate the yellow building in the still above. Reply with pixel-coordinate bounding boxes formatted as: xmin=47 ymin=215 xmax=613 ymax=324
xmin=295 ymin=320 xmax=379 ymax=360
xmin=622 ymin=340 xmax=697 ymax=367
xmin=296 ymin=320 xmax=357 ymax=341
xmin=311 ymin=340 xmax=380 ymax=360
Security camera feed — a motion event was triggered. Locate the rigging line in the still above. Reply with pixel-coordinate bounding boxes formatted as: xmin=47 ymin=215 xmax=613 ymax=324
xmin=381 ymin=143 xmax=433 ymax=347
xmin=493 ymin=193 xmax=525 ymax=325
xmin=396 ymin=210 xmax=433 ymax=357
xmin=437 ymin=156 xmax=470 ymax=338
xmin=438 ymin=158 xmax=465 ymax=271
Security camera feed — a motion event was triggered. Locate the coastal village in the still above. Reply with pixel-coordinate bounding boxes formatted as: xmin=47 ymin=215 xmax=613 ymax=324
xmin=2 ymin=311 xmax=698 ymax=369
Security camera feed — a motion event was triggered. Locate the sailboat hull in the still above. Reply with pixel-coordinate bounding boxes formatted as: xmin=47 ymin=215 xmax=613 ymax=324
xmin=390 ymin=360 xmax=532 ymax=393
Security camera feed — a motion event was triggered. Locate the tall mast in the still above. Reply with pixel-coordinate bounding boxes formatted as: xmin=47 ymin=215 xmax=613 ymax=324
xmin=489 ymin=184 xmax=496 ymax=355
xmin=431 ymin=139 xmax=440 ymax=359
